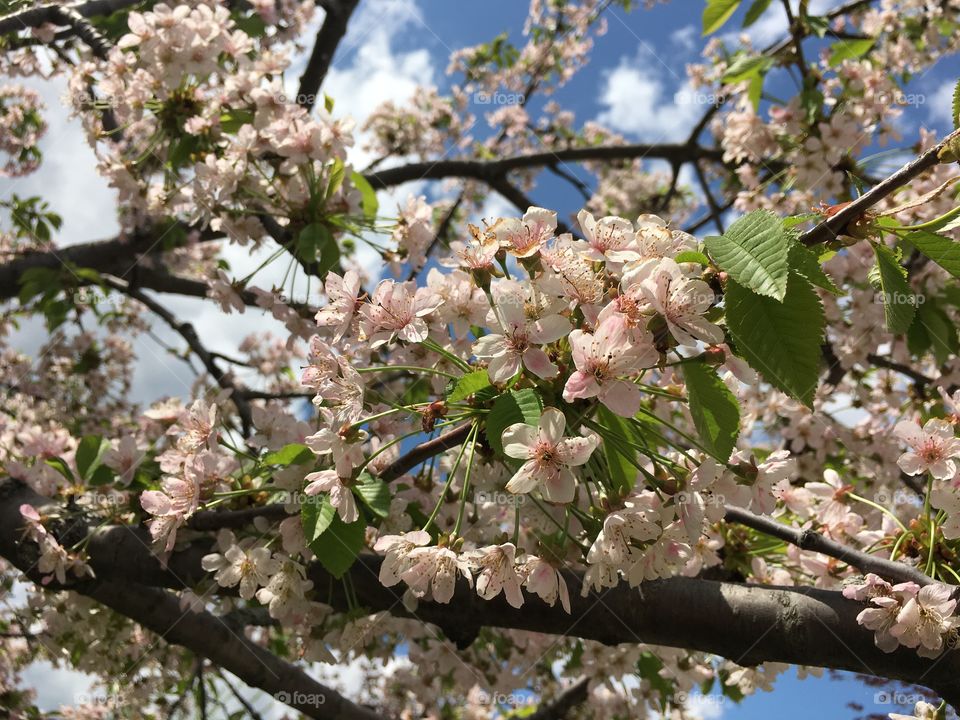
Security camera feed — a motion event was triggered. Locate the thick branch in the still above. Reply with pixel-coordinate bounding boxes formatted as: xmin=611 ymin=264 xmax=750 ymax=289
xmin=6 ymin=478 xmax=960 ymax=708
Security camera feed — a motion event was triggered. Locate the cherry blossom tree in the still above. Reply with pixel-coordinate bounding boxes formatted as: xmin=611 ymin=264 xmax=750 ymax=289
xmin=2 ymin=0 xmax=960 ymax=718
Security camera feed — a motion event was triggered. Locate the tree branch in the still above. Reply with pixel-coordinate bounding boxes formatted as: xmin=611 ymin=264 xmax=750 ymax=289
xmin=799 ymin=127 xmax=960 ymax=246
xmin=296 ymin=0 xmax=361 ymax=111
xmin=724 ymin=505 xmax=934 ymax=586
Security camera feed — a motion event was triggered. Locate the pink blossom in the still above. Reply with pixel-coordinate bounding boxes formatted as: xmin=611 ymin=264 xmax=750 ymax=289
xmin=890 ymin=583 xmax=958 ymax=658
xmin=493 ymin=207 xmax=556 ymax=258
xmin=473 ymin=282 xmax=569 ymax=383
xmin=628 ymin=258 xmax=723 ymax=347
xmin=563 ymin=315 xmax=657 ymax=417
xmin=521 ymin=556 xmax=571 ymax=613
xmin=462 ymin=543 xmax=525 ymax=608
xmin=576 ymin=210 xmax=639 ymax=263
xmin=401 ymin=545 xmax=472 ymax=604
xmin=303 ymin=469 xmax=358 ymax=523
xmin=373 ymin=530 xmax=432 ymax=587
xmin=360 ymin=280 xmax=442 ymax=347
xmin=501 ymin=407 xmax=598 ymax=504
xmin=893 ymin=419 xmax=960 ymax=480
xmin=314 ymin=271 xmax=362 ymax=341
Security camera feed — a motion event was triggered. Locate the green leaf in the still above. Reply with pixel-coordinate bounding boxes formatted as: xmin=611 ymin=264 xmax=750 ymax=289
xmin=297 ymin=223 xmax=340 ymax=275
xmin=76 ymin=435 xmax=108 ymax=481
xmin=703 ymin=0 xmax=741 ymax=35
xmin=301 ymin=495 xmax=337 ymax=543
xmin=721 ymin=54 xmax=772 ymax=84
xmin=827 ymin=38 xmax=875 ymax=67
xmin=725 ymin=273 xmax=825 ymax=407
xmin=804 ymin=15 xmax=831 ymax=38
xmin=595 ymin=406 xmax=639 ymax=494
xmin=354 ymin=472 xmax=391 ymax=518
xmin=485 ymin=389 xmax=543 ymax=456
xmin=952 ymin=78 xmax=960 ymax=129
xmin=747 ymin=72 xmax=764 ymax=111
xmin=263 ymin=443 xmax=314 ymax=466
xmin=683 ymin=361 xmax=740 ymax=460
xmin=309 ymin=513 xmax=365 ymax=578
xmin=89 ymin=464 xmax=116 ymax=487
xmin=914 ymin=301 xmax=958 ymax=365
xmin=904 ymin=230 xmax=960 ymax=278
xmin=447 ymin=370 xmax=492 ymax=403
xmin=742 ymin=0 xmax=772 ymax=26
xmin=45 ymin=456 xmax=74 ymax=482
xmin=872 ymin=243 xmax=916 ymax=334
xmin=350 ymin=171 xmax=379 ymax=219
xmin=705 ymin=210 xmax=791 ymax=300
xmin=674 ymin=250 xmax=712 ymax=265
xmin=788 ymin=243 xmax=841 ymax=294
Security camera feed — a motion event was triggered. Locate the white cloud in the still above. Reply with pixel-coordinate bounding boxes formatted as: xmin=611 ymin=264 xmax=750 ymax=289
xmin=929 ymin=79 xmax=958 ymax=127
xmin=684 ymin=693 xmax=727 ymax=720
xmin=670 ymin=25 xmax=698 ymax=52
xmin=1 ymin=75 xmax=119 ymax=247
xmin=596 ymin=60 xmax=702 ymax=142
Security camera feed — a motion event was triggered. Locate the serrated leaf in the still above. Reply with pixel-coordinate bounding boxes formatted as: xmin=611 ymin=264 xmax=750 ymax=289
xmin=485 ymin=389 xmax=543 ymax=456
xmin=354 ymin=472 xmax=391 ymax=518
xmin=447 ymin=370 xmax=492 ymax=403
xmin=873 ymin=243 xmax=916 ymax=334
xmin=827 ymin=38 xmax=875 ymax=67
xmin=683 ymin=361 xmax=740 ymax=461
xmin=705 ymin=210 xmax=791 ymax=300
xmin=742 ymin=0 xmax=772 ymax=26
xmin=788 ymin=243 xmax=841 ymax=295
xmin=264 ymin=443 xmax=314 ymax=466
xmin=904 ymin=230 xmax=960 ymax=278
xmin=301 ymin=495 xmax=337 ymax=543
xmin=725 ymin=273 xmax=825 ymax=407
xmin=76 ymin=435 xmax=107 ymax=481
xmin=703 ymin=0 xmax=741 ymax=35
xmin=309 ymin=513 xmax=365 ymax=578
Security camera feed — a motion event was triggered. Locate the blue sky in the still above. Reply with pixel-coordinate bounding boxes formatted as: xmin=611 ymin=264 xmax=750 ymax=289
xmin=8 ymin=0 xmax=960 ymax=716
